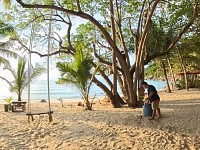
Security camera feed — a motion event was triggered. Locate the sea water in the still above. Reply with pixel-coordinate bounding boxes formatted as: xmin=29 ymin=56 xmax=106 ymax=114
xmin=0 ymin=79 xmax=166 ymax=101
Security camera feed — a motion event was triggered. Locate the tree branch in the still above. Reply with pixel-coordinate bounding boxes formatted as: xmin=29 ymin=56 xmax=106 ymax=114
xmin=16 ymin=0 xmax=128 ymax=73
xmin=130 ymin=1 xmax=199 ymax=76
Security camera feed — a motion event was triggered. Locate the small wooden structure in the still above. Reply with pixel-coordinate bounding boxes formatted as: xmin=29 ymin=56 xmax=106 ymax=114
xmin=176 ymin=71 xmax=200 ymax=81
xmin=11 ymin=101 xmax=27 ymax=112
xmin=175 ymin=71 xmax=200 ymax=88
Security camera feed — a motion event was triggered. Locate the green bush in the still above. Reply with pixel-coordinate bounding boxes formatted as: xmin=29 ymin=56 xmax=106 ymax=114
xmin=179 ymin=79 xmax=200 ymax=89
xmin=196 ymin=80 xmax=200 ymax=89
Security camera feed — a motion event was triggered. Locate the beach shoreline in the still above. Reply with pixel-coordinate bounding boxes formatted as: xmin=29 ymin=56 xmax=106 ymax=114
xmin=0 ymin=89 xmax=200 ymax=149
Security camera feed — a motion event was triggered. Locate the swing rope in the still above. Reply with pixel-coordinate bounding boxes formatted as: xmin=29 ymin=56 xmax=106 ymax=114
xmin=47 ymin=7 xmax=53 ymax=115
xmin=26 ymin=9 xmax=53 ymax=123
xmin=27 ymin=22 xmax=34 ymax=114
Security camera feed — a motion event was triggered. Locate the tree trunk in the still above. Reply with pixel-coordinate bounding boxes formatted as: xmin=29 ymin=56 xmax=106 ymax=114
xmin=117 ymin=73 xmax=129 ymax=102
xmin=166 ymin=55 xmax=176 ymax=90
xmin=138 ymin=63 xmax=145 ymax=106
xmin=18 ymin=94 xmax=22 ymax=101
xmin=91 ymin=63 xmax=123 ymax=107
xmin=85 ymin=99 xmax=92 ymax=110
xmin=161 ymin=60 xmax=171 ymax=93
xmin=138 ymin=52 xmax=145 ymax=100
xmin=133 ymin=1 xmax=160 ymax=107
xmin=109 ymin=0 xmax=119 ymax=106
xmin=116 ymin=93 xmax=126 ymax=105
xmin=176 ymin=46 xmax=188 ymax=90
xmin=92 ymin=77 xmax=122 ymax=108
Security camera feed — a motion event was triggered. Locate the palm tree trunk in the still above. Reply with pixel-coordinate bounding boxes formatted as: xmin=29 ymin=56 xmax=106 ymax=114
xmin=85 ymin=96 xmax=92 ymax=110
xmin=18 ymin=92 xmax=22 ymax=101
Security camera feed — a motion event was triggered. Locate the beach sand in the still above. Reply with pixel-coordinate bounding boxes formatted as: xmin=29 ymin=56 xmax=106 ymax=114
xmin=0 ymin=89 xmax=200 ymax=150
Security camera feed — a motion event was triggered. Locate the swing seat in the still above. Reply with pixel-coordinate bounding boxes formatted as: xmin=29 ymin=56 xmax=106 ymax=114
xmin=26 ymin=111 xmax=53 ymax=123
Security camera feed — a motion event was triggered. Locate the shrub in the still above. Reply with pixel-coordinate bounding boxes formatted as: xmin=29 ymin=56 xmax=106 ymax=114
xmin=179 ymin=79 xmax=200 ymax=89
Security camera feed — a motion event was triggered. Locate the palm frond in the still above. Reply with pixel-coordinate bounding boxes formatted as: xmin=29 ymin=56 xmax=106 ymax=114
xmin=0 ymin=48 xmax=19 ymax=59
xmin=57 ymin=62 xmax=77 ymax=77
xmin=0 ymin=20 xmax=14 ymax=34
xmin=2 ymin=63 xmax=17 ymax=79
xmin=16 ymin=57 xmax=26 ymax=86
xmin=0 ymin=76 xmax=14 ymax=92
xmin=2 ymin=0 xmax=11 ymax=9
xmin=0 ymin=56 xmax=11 ymax=66
xmin=57 ymin=77 xmax=77 ymax=86
xmin=0 ymin=43 xmax=8 ymax=47
xmin=24 ymin=66 xmax=46 ymax=88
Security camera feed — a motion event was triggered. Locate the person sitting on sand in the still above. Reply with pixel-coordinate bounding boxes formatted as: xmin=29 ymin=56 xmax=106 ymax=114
xmin=142 ymin=81 xmax=162 ymax=120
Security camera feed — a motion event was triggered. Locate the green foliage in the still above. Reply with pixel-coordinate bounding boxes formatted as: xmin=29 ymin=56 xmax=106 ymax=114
xmin=79 ymin=0 xmax=93 ymax=12
xmin=4 ymin=96 xmax=12 ymax=104
xmin=0 ymin=49 xmax=19 ymax=67
xmin=197 ymin=81 xmax=200 ymax=89
xmin=125 ymin=0 xmax=141 ymax=14
xmin=2 ymin=13 xmax=13 ymax=22
xmin=168 ymin=0 xmax=193 ymax=24
xmin=74 ymin=23 xmax=94 ymax=46
xmin=43 ymin=0 xmax=54 ymax=5
xmin=61 ymin=0 xmax=78 ymax=11
xmin=144 ymin=61 xmax=163 ymax=79
xmin=1 ymin=0 xmax=11 ymax=9
xmin=56 ymin=43 xmax=93 ymax=101
xmin=0 ymin=20 xmax=19 ymax=66
xmin=179 ymin=79 xmax=200 ymax=89
xmin=0 ymin=20 xmax=14 ymax=35
xmin=146 ymin=17 xmax=175 ymax=55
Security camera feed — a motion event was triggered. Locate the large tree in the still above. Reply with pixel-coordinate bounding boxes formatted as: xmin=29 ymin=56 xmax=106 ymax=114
xmin=1 ymin=0 xmax=199 ymax=107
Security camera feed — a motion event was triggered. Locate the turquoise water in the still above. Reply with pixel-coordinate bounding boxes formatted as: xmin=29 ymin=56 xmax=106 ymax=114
xmin=0 ymin=79 xmax=166 ymax=101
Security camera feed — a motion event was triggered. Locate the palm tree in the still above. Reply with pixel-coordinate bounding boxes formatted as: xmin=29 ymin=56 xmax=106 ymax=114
xmin=56 ymin=45 xmax=94 ymax=110
xmin=0 ymin=20 xmax=19 ymax=66
xmin=0 ymin=56 xmax=45 ymax=101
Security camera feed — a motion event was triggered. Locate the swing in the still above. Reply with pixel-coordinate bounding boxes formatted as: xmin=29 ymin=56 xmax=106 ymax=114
xmin=26 ymin=111 xmax=53 ymax=123
xmin=26 ymin=13 xmax=53 ymax=123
